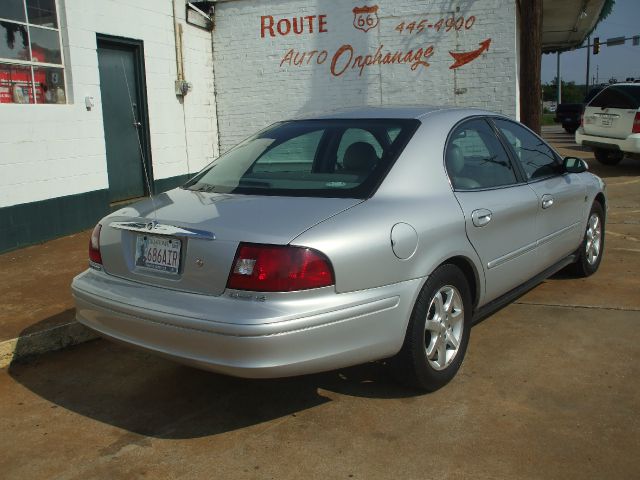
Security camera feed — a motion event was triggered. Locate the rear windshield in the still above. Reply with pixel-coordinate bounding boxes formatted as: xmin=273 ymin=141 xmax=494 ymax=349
xmin=588 ymin=85 xmax=640 ymax=109
xmin=184 ymin=119 xmax=420 ymax=198
xmin=584 ymin=86 xmax=604 ymax=104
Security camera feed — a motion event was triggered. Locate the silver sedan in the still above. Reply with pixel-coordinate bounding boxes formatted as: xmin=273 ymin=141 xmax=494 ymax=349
xmin=72 ymin=106 xmax=606 ymax=391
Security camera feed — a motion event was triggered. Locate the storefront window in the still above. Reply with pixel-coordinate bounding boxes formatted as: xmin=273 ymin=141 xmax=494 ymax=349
xmin=0 ymin=0 xmax=65 ymax=104
xmin=0 ymin=64 xmax=34 ymax=103
xmin=2 ymin=0 xmax=26 ymax=23
xmin=27 ymin=0 xmax=58 ymax=28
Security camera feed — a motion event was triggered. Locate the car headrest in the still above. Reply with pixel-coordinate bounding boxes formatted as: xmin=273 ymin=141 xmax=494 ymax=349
xmin=343 ymin=142 xmax=378 ymax=172
xmin=446 ymin=144 xmax=465 ymax=174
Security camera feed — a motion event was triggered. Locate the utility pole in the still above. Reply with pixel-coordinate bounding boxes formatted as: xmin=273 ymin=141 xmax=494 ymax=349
xmin=586 ymin=35 xmax=591 ymax=96
xmin=519 ymin=0 xmax=543 ymax=134
xmin=596 ymin=65 xmax=599 ymax=84
xmin=556 ymin=52 xmax=562 ymax=105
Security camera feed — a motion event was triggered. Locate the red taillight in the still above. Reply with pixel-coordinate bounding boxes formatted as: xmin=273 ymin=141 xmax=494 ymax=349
xmin=633 ymin=112 xmax=640 ymax=134
xmin=89 ymin=224 xmax=102 ymax=265
xmin=227 ymin=243 xmax=334 ymax=292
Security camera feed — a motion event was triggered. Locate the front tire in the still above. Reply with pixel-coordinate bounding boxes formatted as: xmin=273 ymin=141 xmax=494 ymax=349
xmin=572 ymin=202 xmax=605 ymax=277
xmin=594 ymin=148 xmax=623 ymax=165
xmin=393 ymin=264 xmax=472 ymax=391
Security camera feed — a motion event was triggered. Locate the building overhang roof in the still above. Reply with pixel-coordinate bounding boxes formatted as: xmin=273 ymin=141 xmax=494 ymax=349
xmin=541 ymin=0 xmax=611 ymax=53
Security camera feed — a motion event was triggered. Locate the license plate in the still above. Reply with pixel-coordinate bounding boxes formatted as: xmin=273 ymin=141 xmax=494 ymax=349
xmin=135 ymin=235 xmax=181 ymax=274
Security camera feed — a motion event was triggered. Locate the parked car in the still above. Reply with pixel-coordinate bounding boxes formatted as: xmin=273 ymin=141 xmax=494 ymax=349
xmin=72 ymin=106 xmax=607 ymax=391
xmin=576 ymin=83 xmax=640 ymax=165
xmin=554 ymin=103 xmax=583 ymax=133
xmin=554 ymin=86 xmax=604 ymax=134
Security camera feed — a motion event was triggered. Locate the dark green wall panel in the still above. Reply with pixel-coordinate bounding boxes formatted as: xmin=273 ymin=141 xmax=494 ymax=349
xmin=0 ymin=173 xmax=192 ymax=254
xmin=0 ymin=189 xmax=110 ymax=253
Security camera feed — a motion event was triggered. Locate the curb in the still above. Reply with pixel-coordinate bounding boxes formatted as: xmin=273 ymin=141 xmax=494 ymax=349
xmin=0 ymin=321 xmax=98 ymax=369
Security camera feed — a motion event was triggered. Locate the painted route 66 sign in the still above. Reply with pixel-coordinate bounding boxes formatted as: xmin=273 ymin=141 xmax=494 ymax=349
xmin=353 ymin=5 xmax=379 ymax=32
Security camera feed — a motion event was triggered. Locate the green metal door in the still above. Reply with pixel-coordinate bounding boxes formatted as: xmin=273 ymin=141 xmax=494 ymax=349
xmin=97 ymin=42 xmax=146 ymax=202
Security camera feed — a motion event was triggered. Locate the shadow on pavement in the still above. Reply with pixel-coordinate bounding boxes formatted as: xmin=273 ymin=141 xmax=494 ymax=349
xmin=584 ymin=158 xmax=640 ymax=179
xmin=8 ymin=326 xmax=418 ymax=440
xmin=17 ymin=309 xmax=77 ymax=336
xmin=4 ymin=309 xmax=97 ymax=368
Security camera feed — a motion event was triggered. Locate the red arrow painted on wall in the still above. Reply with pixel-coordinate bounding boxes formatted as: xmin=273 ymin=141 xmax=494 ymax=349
xmin=449 ymin=39 xmax=491 ymax=69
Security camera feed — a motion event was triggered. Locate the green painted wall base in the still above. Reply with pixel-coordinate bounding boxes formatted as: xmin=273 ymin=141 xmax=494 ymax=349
xmin=0 ymin=173 xmax=192 ymax=254
xmin=0 ymin=189 xmax=110 ymax=253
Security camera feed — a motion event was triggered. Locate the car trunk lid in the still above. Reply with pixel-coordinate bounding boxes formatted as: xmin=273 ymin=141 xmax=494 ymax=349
xmin=583 ymin=106 xmax=638 ymax=139
xmin=99 ymin=188 xmax=362 ymax=296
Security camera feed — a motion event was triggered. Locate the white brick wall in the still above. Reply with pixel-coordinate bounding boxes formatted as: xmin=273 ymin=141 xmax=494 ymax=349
xmin=0 ymin=0 xmax=521 ymax=208
xmin=0 ymin=0 xmax=218 ymax=208
xmin=212 ymin=0 xmax=518 ymax=152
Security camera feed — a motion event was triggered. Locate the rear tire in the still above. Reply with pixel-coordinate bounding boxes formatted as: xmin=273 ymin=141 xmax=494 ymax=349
xmin=564 ymin=126 xmax=578 ymax=134
xmin=572 ymin=202 xmax=605 ymax=277
xmin=392 ymin=264 xmax=472 ymax=391
xmin=594 ymin=148 xmax=623 ymax=166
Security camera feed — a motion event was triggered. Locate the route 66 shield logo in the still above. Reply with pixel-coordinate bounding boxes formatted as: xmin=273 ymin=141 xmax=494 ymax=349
xmin=353 ymin=5 xmax=379 ymax=32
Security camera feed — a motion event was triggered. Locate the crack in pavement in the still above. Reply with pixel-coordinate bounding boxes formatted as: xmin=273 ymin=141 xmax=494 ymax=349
xmin=606 ymin=178 xmax=640 ymax=186
xmin=514 ymin=301 xmax=640 ymax=312
xmin=607 ymin=231 xmax=640 ymax=242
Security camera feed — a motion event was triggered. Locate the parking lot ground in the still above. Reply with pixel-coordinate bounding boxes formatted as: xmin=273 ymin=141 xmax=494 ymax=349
xmin=0 ymin=125 xmax=639 ymax=479
xmin=0 ymin=231 xmax=89 ymax=343
xmin=0 ymin=231 xmax=95 ymax=366
xmin=1 ymin=302 xmax=639 ymax=480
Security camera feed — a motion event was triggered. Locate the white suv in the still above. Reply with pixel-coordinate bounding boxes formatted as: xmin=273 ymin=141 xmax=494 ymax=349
xmin=576 ymin=83 xmax=640 ymax=165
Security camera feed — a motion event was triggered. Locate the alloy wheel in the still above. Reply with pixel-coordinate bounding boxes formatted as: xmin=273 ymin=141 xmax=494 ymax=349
xmin=424 ymin=285 xmax=464 ymax=371
xmin=585 ymin=213 xmax=602 ymax=266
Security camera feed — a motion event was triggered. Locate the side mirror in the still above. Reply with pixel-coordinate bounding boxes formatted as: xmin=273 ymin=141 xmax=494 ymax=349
xmin=563 ymin=157 xmax=588 ymax=173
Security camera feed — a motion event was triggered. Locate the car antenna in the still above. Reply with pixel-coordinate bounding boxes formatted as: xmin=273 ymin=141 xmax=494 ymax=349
xmin=121 ymin=58 xmax=158 ymax=224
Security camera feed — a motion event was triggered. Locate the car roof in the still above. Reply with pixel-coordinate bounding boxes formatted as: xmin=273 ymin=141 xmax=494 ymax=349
xmin=293 ymin=105 xmax=497 ymax=121
xmin=600 ymin=83 xmax=640 ymax=88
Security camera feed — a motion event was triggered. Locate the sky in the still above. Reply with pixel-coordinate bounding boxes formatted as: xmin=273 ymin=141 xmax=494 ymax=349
xmin=541 ymin=0 xmax=640 ymax=85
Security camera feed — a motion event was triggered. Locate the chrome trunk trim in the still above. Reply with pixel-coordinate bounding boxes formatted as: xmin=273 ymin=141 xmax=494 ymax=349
xmin=110 ymin=221 xmax=216 ymax=240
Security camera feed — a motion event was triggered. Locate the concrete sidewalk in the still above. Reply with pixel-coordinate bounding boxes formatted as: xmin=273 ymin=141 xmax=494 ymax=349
xmin=0 ymin=231 xmax=97 ymax=368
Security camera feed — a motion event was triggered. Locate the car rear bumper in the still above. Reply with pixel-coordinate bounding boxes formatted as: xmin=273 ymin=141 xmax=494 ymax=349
xmin=555 ymin=116 xmax=580 ymax=126
xmin=72 ymin=269 xmax=422 ymax=378
xmin=576 ymin=129 xmax=640 ymax=154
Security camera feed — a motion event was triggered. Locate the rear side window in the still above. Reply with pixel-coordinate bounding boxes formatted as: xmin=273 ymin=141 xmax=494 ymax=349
xmin=493 ymin=119 xmax=561 ymax=181
xmin=588 ymin=85 xmax=640 ymax=109
xmin=445 ymin=119 xmax=518 ymax=190
xmin=185 ymin=119 xmax=420 ymax=198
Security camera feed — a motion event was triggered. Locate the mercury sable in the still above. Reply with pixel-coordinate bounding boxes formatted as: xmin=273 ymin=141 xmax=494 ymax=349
xmin=72 ymin=106 xmax=606 ymax=391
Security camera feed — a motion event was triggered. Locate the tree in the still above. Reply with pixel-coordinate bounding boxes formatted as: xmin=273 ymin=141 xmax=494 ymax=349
xmin=542 ymin=80 xmax=586 ymax=103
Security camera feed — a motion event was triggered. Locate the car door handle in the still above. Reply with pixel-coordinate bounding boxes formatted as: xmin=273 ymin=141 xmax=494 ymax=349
xmin=541 ymin=195 xmax=554 ymax=209
xmin=471 ymin=209 xmax=492 ymax=227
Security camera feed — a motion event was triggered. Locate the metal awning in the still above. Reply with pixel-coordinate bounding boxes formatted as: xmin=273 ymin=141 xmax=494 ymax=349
xmin=542 ymin=0 xmax=610 ymax=53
